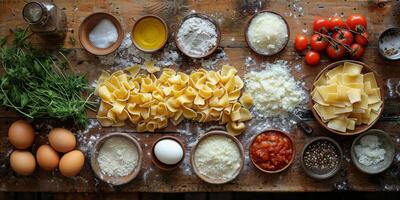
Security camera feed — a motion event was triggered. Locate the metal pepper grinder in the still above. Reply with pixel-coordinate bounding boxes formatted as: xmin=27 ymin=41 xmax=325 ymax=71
xmin=22 ymin=1 xmax=67 ymax=40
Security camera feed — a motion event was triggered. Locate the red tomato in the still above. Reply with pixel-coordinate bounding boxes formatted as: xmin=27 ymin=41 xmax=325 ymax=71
xmin=329 ymin=16 xmax=346 ymax=31
xmin=346 ymin=14 xmax=367 ymax=33
xmin=326 ymin=44 xmax=345 ymax=60
xmin=305 ymin=51 xmax=321 ymax=65
xmin=310 ymin=34 xmax=328 ymax=51
xmin=332 ymin=30 xmax=353 ymax=46
xmin=313 ymin=18 xmax=330 ymax=33
xmin=350 ymin=43 xmax=365 ymax=60
xmin=294 ymin=35 xmax=308 ymax=51
xmin=355 ymin=31 xmax=368 ymax=46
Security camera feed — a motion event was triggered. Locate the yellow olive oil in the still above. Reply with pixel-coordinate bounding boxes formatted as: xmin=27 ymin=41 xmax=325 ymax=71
xmin=132 ymin=17 xmax=167 ymax=51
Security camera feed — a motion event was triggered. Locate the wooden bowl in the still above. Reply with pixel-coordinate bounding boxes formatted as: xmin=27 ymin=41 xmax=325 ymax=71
xmin=301 ymin=137 xmax=343 ymax=180
xmin=310 ymin=60 xmax=385 ymax=135
xmin=90 ymin=132 xmax=143 ymax=185
xmin=151 ymin=135 xmax=185 ymax=171
xmin=78 ymin=12 xmax=124 ymax=56
xmin=244 ymin=11 xmax=290 ymax=56
xmin=249 ymin=129 xmax=295 ymax=173
xmin=131 ymin=15 xmax=168 ymax=53
xmin=174 ymin=13 xmax=221 ymax=59
xmin=190 ymin=130 xmax=244 ymax=184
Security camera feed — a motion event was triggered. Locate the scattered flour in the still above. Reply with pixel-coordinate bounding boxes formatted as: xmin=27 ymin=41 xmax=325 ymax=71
xmin=98 ymin=33 xmax=181 ymax=70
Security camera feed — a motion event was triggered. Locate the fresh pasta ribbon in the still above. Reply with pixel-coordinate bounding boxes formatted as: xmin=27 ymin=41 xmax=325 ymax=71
xmin=95 ymin=64 xmax=253 ymax=135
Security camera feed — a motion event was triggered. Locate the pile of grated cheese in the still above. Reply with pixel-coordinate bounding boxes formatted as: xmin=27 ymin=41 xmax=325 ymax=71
xmin=244 ymin=61 xmax=306 ymax=118
xmin=194 ymin=135 xmax=241 ymax=181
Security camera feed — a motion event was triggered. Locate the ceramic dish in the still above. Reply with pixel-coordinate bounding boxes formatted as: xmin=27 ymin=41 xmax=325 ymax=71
xmin=351 ymin=129 xmax=395 ymax=174
xmin=78 ymin=12 xmax=124 ymax=56
xmin=244 ymin=11 xmax=290 ymax=56
xmin=174 ymin=13 xmax=221 ymax=59
xmin=249 ymin=129 xmax=295 ymax=173
xmin=301 ymin=137 xmax=343 ymax=180
xmin=190 ymin=130 xmax=244 ymax=184
xmin=90 ymin=132 xmax=143 ymax=185
xmin=151 ymin=135 xmax=185 ymax=171
xmin=378 ymin=27 xmax=400 ymax=61
xmin=310 ymin=60 xmax=385 ymax=135
xmin=131 ymin=15 xmax=168 ymax=53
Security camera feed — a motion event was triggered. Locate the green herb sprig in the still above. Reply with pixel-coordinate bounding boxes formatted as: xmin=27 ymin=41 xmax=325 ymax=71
xmin=0 ymin=28 xmax=97 ymax=128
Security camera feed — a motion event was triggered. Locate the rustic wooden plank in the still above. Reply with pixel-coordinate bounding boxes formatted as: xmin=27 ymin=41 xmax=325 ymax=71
xmin=209 ymin=192 xmax=232 ymax=200
xmin=0 ymin=117 xmax=399 ymax=192
xmin=0 ymin=0 xmax=400 ymax=193
xmin=141 ymin=193 xmax=164 ymax=200
xmin=184 ymin=193 xmax=207 ymax=200
xmin=53 ymin=192 xmax=140 ymax=200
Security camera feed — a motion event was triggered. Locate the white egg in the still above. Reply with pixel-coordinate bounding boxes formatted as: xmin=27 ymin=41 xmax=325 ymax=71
xmin=154 ymin=139 xmax=183 ymax=165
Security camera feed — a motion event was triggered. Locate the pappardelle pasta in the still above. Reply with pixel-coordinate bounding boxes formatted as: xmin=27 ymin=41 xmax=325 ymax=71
xmin=95 ymin=64 xmax=253 ymax=136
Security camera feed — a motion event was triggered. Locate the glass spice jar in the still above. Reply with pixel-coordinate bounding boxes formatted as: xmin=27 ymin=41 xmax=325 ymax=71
xmin=22 ymin=1 xmax=67 ymax=40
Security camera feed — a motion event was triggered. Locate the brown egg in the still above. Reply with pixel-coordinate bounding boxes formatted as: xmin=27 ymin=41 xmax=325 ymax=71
xmin=48 ymin=128 xmax=76 ymax=153
xmin=36 ymin=144 xmax=59 ymax=171
xmin=10 ymin=150 xmax=36 ymax=176
xmin=59 ymin=150 xmax=85 ymax=177
xmin=8 ymin=120 xmax=35 ymax=149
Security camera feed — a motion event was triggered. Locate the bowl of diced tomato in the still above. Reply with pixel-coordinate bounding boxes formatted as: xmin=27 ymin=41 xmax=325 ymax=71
xmin=249 ymin=129 xmax=295 ymax=173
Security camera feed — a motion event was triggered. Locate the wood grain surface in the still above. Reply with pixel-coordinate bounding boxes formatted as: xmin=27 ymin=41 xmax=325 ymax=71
xmin=0 ymin=0 xmax=400 ymax=192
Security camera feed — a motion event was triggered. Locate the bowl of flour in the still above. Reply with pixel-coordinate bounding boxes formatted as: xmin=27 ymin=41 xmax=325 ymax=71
xmin=90 ymin=132 xmax=143 ymax=185
xmin=174 ymin=13 xmax=221 ymax=58
xmin=351 ymin=129 xmax=395 ymax=174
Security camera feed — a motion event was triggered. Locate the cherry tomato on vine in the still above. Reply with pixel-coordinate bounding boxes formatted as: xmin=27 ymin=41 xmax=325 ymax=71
xmin=310 ymin=34 xmax=328 ymax=51
xmin=326 ymin=44 xmax=345 ymax=60
xmin=355 ymin=31 xmax=368 ymax=46
xmin=305 ymin=51 xmax=321 ymax=65
xmin=346 ymin=14 xmax=367 ymax=33
xmin=329 ymin=16 xmax=346 ymax=31
xmin=294 ymin=35 xmax=308 ymax=51
xmin=313 ymin=18 xmax=330 ymax=33
xmin=332 ymin=30 xmax=353 ymax=46
xmin=350 ymin=43 xmax=365 ymax=60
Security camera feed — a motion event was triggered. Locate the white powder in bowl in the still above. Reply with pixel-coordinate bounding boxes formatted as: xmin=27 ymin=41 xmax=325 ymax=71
xmin=194 ymin=135 xmax=241 ymax=181
xmin=354 ymin=135 xmax=386 ymax=166
xmin=89 ymin=19 xmax=118 ymax=49
xmin=97 ymin=137 xmax=139 ymax=177
xmin=176 ymin=17 xmax=218 ymax=57
xmin=247 ymin=12 xmax=288 ymax=55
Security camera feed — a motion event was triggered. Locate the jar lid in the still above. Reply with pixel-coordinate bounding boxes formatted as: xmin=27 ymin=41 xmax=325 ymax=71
xmin=22 ymin=2 xmax=45 ymax=24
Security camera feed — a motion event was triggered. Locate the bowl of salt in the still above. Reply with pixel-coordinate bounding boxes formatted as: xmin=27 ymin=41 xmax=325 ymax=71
xmin=79 ymin=12 xmax=124 ymax=56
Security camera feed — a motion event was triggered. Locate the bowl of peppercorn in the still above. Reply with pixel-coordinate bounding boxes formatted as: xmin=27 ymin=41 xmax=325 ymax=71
xmin=301 ymin=137 xmax=343 ymax=180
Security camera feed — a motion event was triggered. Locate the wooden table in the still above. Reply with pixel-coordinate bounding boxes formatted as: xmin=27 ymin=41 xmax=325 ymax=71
xmin=1 ymin=0 xmax=400 ymax=192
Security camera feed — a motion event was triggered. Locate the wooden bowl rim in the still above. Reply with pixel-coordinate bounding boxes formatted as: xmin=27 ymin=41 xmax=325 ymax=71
xmin=131 ymin=15 xmax=169 ymax=53
xmin=150 ymin=135 xmax=185 ymax=171
xmin=190 ymin=130 xmax=244 ymax=184
xmin=350 ymin=129 xmax=395 ymax=174
xmin=90 ymin=132 xmax=143 ymax=186
xmin=310 ymin=60 xmax=385 ymax=136
xmin=300 ymin=136 xmax=343 ymax=180
xmin=78 ymin=12 xmax=124 ymax=56
xmin=244 ymin=10 xmax=290 ymax=56
xmin=174 ymin=13 xmax=221 ymax=59
xmin=249 ymin=129 xmax=295 ymax=174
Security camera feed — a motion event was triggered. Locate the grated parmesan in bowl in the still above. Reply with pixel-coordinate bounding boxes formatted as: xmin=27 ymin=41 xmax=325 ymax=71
xmin=246 ymin=11 xmax=289 ymax=55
